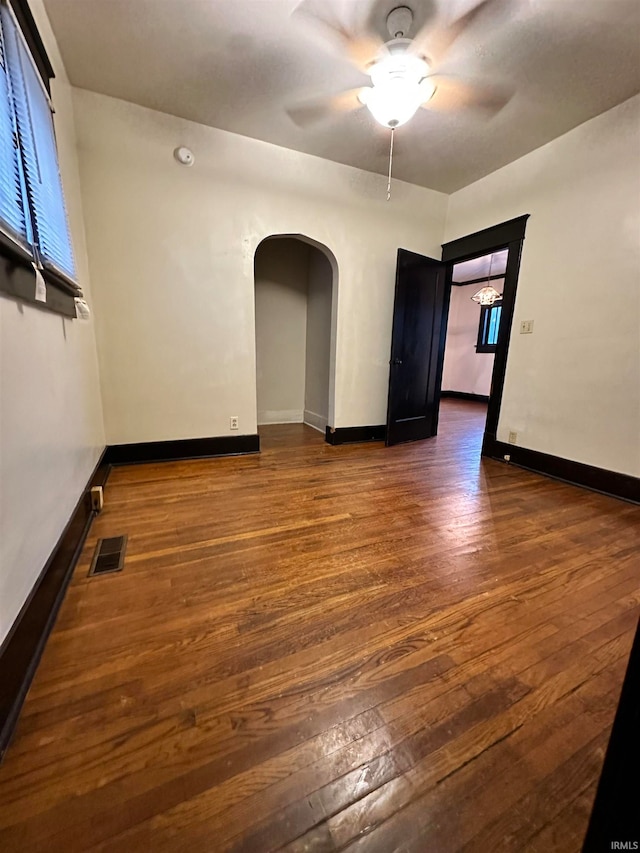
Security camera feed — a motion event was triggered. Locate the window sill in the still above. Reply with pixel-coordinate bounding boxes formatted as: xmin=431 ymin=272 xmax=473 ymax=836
xmin=0 ymin=242 xmax=77 ymax=318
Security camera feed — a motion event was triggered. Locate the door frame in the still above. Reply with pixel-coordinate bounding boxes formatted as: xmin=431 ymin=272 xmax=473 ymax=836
xmin=441 ymin=214 xmax=529 ymax=458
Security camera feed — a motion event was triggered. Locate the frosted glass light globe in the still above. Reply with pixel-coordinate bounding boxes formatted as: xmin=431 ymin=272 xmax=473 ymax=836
xmin=360 ymin=46 xmax=435 ymax=129
xmin=364 ymin=80 xmax=423 ymax=128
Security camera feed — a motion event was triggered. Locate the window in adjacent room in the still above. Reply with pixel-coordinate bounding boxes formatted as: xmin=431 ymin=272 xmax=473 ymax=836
xmin=476 ymin=300 xmax=502 ymax=353
xmin=0 ymin=0 xmax=80 ymax=315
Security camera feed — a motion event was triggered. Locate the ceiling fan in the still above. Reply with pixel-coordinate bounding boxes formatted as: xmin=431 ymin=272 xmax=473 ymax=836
xmin=289 ymin=0 xmax=514 ymax=196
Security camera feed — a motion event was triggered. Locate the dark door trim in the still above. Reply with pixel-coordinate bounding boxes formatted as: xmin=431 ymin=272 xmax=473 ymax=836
xmin=442 ymin=215 xmax=529 ymax=262
xmin=441 ymin=215 xmax=530 ymax=457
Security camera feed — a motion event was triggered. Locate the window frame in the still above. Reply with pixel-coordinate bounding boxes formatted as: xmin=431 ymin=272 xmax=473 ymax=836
xmin=476 ymin=299 xmax=503 ymax=354
xmin=0 ymin=0 xmax=78 ymax=318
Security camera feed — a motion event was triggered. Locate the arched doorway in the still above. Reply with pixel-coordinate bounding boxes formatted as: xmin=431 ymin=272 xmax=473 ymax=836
xmin=254 ymin=235 xmax=338 ymax=435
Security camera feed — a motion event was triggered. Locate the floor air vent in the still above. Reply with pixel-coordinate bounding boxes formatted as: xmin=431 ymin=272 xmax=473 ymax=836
xmin=88 ymin=535 xmax=127 ymax=577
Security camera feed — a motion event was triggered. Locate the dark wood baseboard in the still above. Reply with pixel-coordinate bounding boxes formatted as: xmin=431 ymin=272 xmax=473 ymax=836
xmin=325 ymin=425 xmax=387 ymax=445
xmin=582 ymin=617 xmax=640 ymax=850
xmin=0 ymin=434 xmax=262 ymax=759
xmin=0 ymin=450 xmax=111 ymax=761
xmin=104 ymin=434 xmax=260 ymax=465
xmin=441 ymin=391 xmax=490 ymax=403
xmin=484 ymin=435 xmax=640 ymax=504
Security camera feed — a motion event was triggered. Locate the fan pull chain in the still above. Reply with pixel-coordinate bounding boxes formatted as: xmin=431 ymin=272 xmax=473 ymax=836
xmin=387 ymin=127 xmax=395 ymax=201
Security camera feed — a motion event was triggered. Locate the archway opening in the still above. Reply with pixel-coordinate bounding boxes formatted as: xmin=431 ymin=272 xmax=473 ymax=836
xmin=254 ymin=235 xmax=337 ymax=436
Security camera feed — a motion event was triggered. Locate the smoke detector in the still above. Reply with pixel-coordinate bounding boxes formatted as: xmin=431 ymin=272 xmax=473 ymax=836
xmin=174 ymin=146 xmax=195 ymax=167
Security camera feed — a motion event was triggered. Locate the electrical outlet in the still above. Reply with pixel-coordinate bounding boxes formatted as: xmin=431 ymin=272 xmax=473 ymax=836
xmin=230 ymin=416 xmax=239 ymax=430
xmin=508 ymin=431 xmax=518 ymax=445
xmin=520 ymin=319 xmax=534 ymax=334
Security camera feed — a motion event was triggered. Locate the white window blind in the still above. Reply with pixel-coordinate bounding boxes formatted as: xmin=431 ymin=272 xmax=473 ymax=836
xmin=0 ymin=1 xmax=76 ymax=284
xmin=0 ymin=9 xmax=29 ymax=247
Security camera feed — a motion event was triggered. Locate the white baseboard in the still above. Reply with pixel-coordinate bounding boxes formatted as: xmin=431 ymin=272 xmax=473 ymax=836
xmin=303 ymin=409 xmax=328 ymax=433
xmin=258 ymin=409 xmax=304 ymax=425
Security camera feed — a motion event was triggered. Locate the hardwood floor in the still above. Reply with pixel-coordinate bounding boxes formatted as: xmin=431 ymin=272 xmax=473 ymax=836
xmin=1 ymin=400 xmax=638 ymax=852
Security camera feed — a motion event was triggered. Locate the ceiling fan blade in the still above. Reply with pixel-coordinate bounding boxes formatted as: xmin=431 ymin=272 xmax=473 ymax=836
xmin=287 ymin=88 xmax=365 ymax=128
xmin=292 ymin=0 xmax=383 ymax=71
xmin=422 ymin=76 xmax=513 ymax=116
xmin=411 ymin=0 xmax=506 ymax=64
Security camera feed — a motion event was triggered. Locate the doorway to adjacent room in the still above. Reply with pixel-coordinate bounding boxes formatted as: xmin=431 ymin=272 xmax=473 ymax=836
xmin=385 ymin=215 xmax=528 ymax=455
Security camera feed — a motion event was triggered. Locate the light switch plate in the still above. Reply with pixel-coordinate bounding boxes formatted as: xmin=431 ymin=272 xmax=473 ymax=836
xmin=520 ymin=320 xmax=534 ymax=334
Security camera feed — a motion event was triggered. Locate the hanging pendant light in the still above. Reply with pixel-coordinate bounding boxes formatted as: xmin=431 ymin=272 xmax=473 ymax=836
xmin=471 ymin=253 xmax=502 ymax=306
xmin=471 ymin=284 xmax=502 ymax=306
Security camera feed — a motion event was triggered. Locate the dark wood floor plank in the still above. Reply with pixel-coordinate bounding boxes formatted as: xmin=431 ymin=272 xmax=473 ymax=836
xmin=460 ymin=730 xmax=610 ymax=853
xmin=0 ymin=402 xmax=637 ymax=851
xmin=527 ymin=780 xmax=600 ymax=853
xmin=338 ymin=659 xmax=625 ymax=853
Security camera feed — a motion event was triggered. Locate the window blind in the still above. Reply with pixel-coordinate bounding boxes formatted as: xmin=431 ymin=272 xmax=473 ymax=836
xmin=487 ymin=304 xmax=502 ymax=346
xmin=0 ymin=8 xmax=29 ymax=248
xmin=1 ymin=1 xmax=76 ymax=283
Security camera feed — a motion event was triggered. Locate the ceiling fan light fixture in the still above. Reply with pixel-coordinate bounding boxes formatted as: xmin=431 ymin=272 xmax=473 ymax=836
xmin=363 ymin=43 xmax=432 ymax=129
xmin=418 ymin=77 xmax=436 ymax=104
xmin=369 ymin=43 xmax=428 ymax=88
xmin=365 ymin=79 xmax=424 ymax=128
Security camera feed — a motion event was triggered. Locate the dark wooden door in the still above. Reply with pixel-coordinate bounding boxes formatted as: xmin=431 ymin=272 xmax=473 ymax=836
xmin=386 ymin=249 xmax=449 ymax=446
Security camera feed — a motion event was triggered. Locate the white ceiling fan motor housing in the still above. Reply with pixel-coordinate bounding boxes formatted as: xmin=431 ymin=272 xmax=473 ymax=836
xmin=386 ymin=6 xmax=414 ymax=39
xmin=358 ymin=6 xmax=436 ymax=129
xmin=369 ymin=41 xmax=428 ymax=89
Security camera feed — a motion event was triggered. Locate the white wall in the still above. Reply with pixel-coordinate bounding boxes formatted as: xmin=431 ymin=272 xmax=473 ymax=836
xmin=72 ymin=89 xmax=448 ymax=442
xmin=442 ymin=282 xmax=499 ymax=396
xmin=304 ymin=249 xmax=333 ymax=432
xmin=255 ymin=238 xmax=309 ymax=424
xmin=0 ymin=1 xmax=104 ymax=645
xmin=445 ymin=95 xmax=640 ymax=477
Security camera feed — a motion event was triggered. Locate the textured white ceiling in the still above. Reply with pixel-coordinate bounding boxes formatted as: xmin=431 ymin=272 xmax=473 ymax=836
xmin=43 ymin=0 xmax=640 ymax=192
